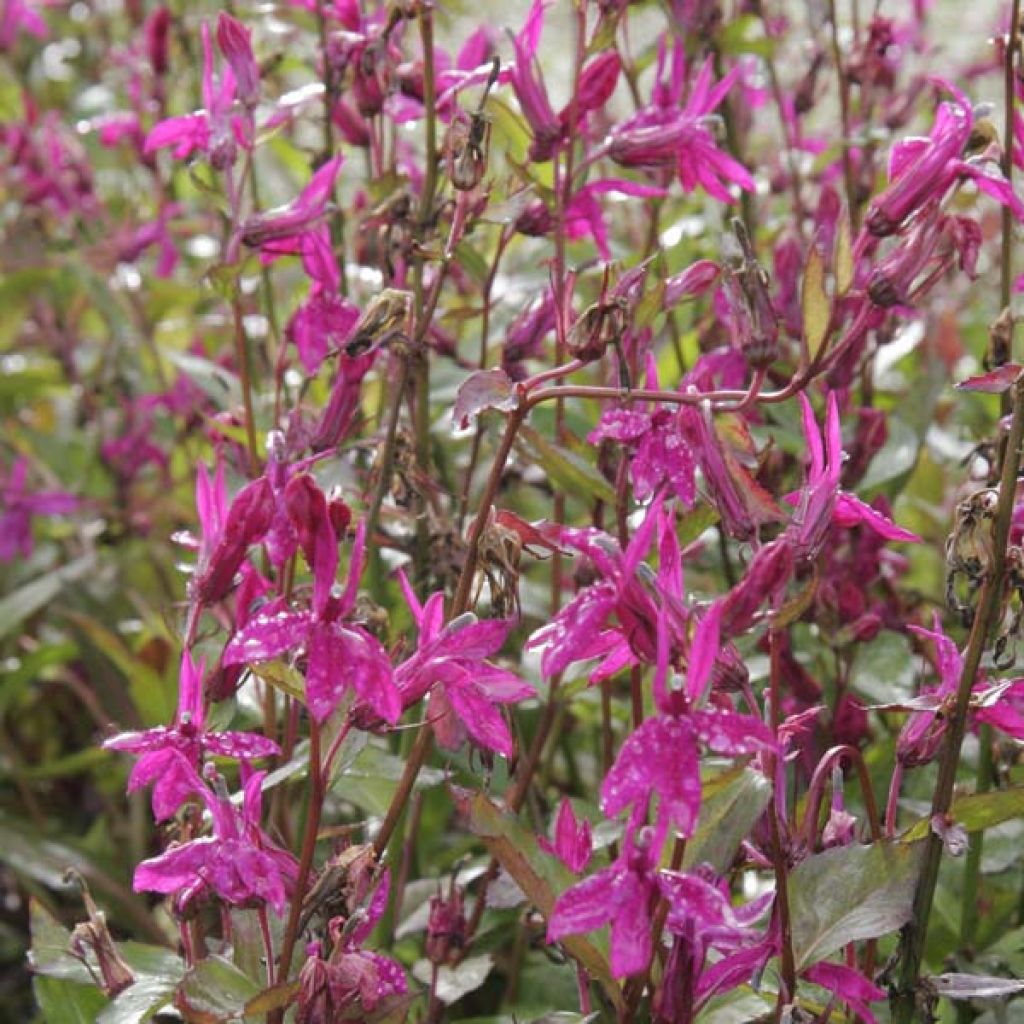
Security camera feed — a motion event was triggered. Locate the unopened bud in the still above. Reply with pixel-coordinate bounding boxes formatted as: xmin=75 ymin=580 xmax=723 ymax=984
xmin=426 ymin=882 xmax=467 ymax=966
xmin=216 ymin=13 xmax=260 ymax=107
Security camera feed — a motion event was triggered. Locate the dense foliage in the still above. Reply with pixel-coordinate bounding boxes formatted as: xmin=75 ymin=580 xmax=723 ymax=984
xmin=6 ymin=0 xmax=1024 ymax=1021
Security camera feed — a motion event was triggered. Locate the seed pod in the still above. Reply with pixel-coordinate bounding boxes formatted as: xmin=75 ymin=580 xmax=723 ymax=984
xmin=722 ymin=220 xmax=779 ymax=369
xmin=566 ymin=297 xmax=627 ymax=364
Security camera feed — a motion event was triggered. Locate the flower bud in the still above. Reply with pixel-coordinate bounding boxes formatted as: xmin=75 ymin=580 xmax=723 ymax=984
xmin=195 ymin=477 xmax=273 ymax=605
xmin=353 ymin=42 xmax=391 ymax=117
xmin=425 ymin=883 xmax=467 ymax=965
xmin=145 ymin=7 xmax=172 ymax=77
xmin=664 ymin=259 xmax=720 ymax=309
xmin=284 ymin=474 xmax=333 ymax=568
xmin=216 ymin=13 xmax=259 ymax=107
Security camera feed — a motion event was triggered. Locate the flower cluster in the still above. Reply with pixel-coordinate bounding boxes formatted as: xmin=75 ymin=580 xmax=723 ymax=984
xmin=9 ymin=1 xmax=1024 ymax=1023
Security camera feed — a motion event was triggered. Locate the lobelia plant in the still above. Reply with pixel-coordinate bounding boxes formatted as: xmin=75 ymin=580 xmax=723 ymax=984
xmin=9 ymin=1 xmax=1024 ymax=1023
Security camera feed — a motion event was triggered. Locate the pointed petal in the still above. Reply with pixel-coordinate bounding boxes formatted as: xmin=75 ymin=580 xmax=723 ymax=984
xmin=222 ymin=609 xmax=309 ymax=665
xmin=686 ymin=602 xmax=723 ymax=703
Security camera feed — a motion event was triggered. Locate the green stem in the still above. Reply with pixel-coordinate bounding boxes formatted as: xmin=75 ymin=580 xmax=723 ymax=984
xmin=892 ymin=375 xmax=1024 ymax=1022
xmin=960 ymin=726 xmax=994 ymax=956
xmin=230 ymin=291 xmax=261 ymax=476
xmin=275 ymin=720 xmax=324 ymax=995
xmin=411 ymin=3 xmax=439 ymax=592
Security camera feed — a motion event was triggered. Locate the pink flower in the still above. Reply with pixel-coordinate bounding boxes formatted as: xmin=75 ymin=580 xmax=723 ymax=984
xmin=240 ymin=156 xmax=343 ymax=251
xmin=787 ymin=392 xmax=921 ymax=557
xmin=607 ymin=57 xmax=754 ymax=202
xmin=601 ymin=603 xmax=773 ymax=845
xmin=287 ymin=290 xmax=361 ymax=374
xmin=526 ymin=501 xmax=665 ymax=679
xmin=104 ymin=652 xmax=278 ymax=820
xmin=0 ymin=457 xmax=77 ymax=562
xmin=133 ymin=767 xmax=297 ymax=915
xmin=0 ymin=0 xmax=47 ymax=50
xmin=509 ymin=0 xmax=563 ymax=162
xmin=190 ymin=461 xmax=274 ymax=606
xmin=564 ymin=179 xmax=667 ymax=260
xmin=589 ymin=359 xmax=695 ymax=505
xmin=547 ymin=822 xmax=659 ymax=978
xmin=866 ymin=79 xmax=1024 ymax=236
xmin=394 ymin=575 xmax=534 ymax=758
xmin=215 ymin=13 xmax=259 ymax=107
xmin=538 ymin=799 xmax=593 ymax=873
xmin=145 ymin=23 xmax=243 ymax=167
xmin=224 ymin=515 xmax=401 ymax=725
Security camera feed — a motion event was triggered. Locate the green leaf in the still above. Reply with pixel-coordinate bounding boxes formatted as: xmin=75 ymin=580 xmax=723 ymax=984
xmin=515 ymin=424 xmax=616 ymax=505
xmin=4 ymin=818 xmax=94 ymax=890
xmin=30 ymin=900 xmax=95 ymax=986
xmin=801 ymin=244 xmax=829 ymax=363
xmin=34 ymin=976 xmax=110 ymax=1024
xmin=412 ymin=954 xmax=494 ymax=1005
xmin=250 ymin=660 xmax=306 ymax=704
xmin=684 ymin=768 xmax=772 ymax=874
xmin=177 ymin=955 xmax=260 ymax=1023
xmin=901 ymin=787 xmax=1024 ymax=844
xmin=0 ymin=555 xmax=95 ymax=642
xmin=633 ymin=280 xmax=666 ymax=333
xmin=789 ymin=840 xmax=922 ymax=969
xmin=0 ymin=640 xmax=78 ymax=717
xmin=31 ymin=898 xmax=182 ymax=1024
xmin=334 ymin=744 xmax=444 ymax=815
xmin=163 ymin=348 xmax=240 ymax=407
xmin=465 ymin=792 xmax=623 ymax=1010
xmin=243 ymin=981 xmax=301 ymax=1016
xmin=97 ymin=975 xmax=177 ymax=1024
xmin=850 ymin=629 xmax=916 ymax=705
xmin=717 ymin=14 xmax=775 ymax=57
xmin=64 ymin=611 xmax=174 ymax=726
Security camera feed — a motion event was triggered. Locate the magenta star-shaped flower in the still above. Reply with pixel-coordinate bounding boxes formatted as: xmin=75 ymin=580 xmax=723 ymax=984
xmin=104 ymin=652 xmax=278 ymax=820
xmin=395 ymin=575 xmax=535 ymax=758
xmin=600 ymin=602 xmax=774 ymax=845
xmin=224 ymin=513 xmax=400 ymax=725
xmin=133 ymin=765 xmax=297 ymax=915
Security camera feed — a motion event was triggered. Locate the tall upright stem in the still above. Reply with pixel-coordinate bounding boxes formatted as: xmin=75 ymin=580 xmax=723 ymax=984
xmin=892 ymin=375 xmax=1024 ymax=1022
xmin=958 ymin=2 xmax=1020 ymax=981
xmin=411 ymin=4 xmax=439 ymax=592
xmin=1001 ymin=1 xmax=1020 ymax=312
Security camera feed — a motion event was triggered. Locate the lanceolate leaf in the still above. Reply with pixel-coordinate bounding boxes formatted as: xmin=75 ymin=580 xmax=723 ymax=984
xmin=515 ymin=425 xmax=617 ymax=505
xmin=901 ymin=786 xmax=1024 ymax=843
xmin=788 ymin=840 xmax=922 ymax=969
xmin=465 ymin=792 xmax=623 ymax=1010
xmin=801 ymin=244 xmax=829 ymax=363
xmin=683 ymin=767 xmax=773 ymax=874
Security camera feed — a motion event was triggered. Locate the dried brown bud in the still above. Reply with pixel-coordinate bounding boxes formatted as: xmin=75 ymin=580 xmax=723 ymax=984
xmin=985 ymin=306 xmax=1015 ymax=371
xmin=566 ymin=298 xmax=627 ymax=364
xmin=445 ymin=109 xmax=491 ymax=192
xmin=65 ymin=873 xmax=135 ymax=998
xmin=346 ymin=288 xmax=411 ymax=356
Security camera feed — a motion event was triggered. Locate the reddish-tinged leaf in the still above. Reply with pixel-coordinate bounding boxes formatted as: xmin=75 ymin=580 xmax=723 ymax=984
xmin=452 ymin=368 xmax=519 ymax=429
xmin=956 ymin=363 xmax=1024 ymax=393
xmin=465 ymin=793 xmax=623 ymax=1008
xmin=493 ymin=509 xmax=564 ymax=553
